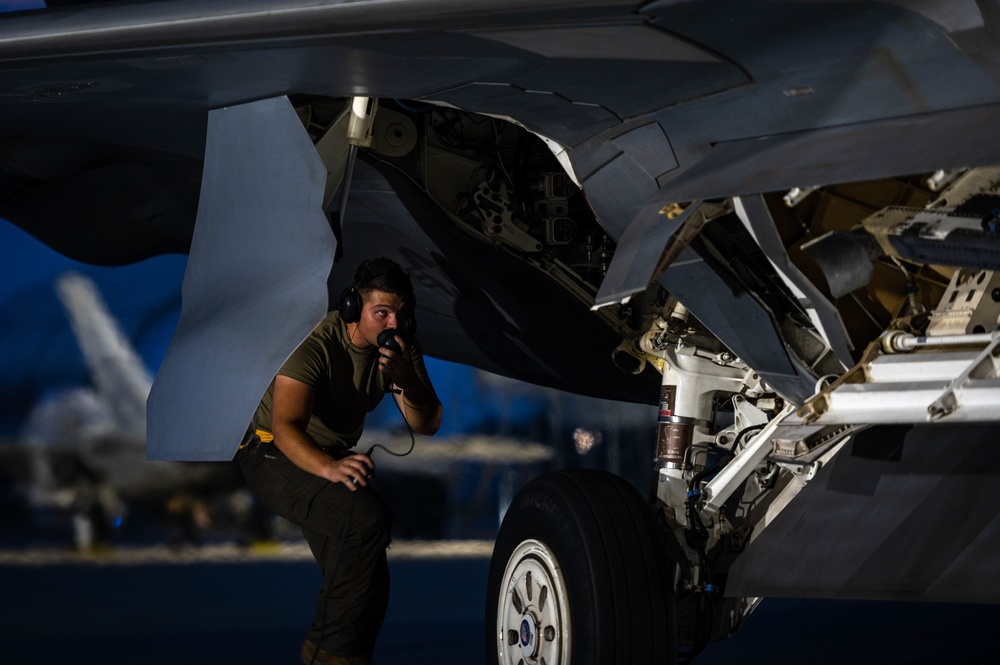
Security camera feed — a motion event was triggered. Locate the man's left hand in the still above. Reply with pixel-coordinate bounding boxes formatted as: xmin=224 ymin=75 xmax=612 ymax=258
xmin=377 ymin=335 xmax=417 ymax=389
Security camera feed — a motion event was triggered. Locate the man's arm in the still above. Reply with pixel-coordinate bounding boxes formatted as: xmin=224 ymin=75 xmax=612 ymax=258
xmin=271 ymin=374 xmax=374 ymax=490
xmin=379 ymin=336 xmax=442 ymax=435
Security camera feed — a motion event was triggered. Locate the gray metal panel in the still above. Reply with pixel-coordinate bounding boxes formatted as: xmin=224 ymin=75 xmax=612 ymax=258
xmin=428 ymin=82 xmax=619 ymax=148
xmin=647 ymin=1 xmax=1000 ymax=139
xmin=146 ymin=96 xmax=334 ymax=461
xmin=583 ymin=150 xmax=661 ymax=238
xmin=728 ymin=424 xmax=1000 ymax=602
xmin=654 ymin=102 xmax=1000 ymax=205
xmin=0 ymin=0 xmax=635 ymax=57
xmin=594 ymin=202 xmax=691 ymax=307
xmin=610 ymin=123 xmax=677 ymax=179
xmin=658 ymin=246 xmax=814 ymax=402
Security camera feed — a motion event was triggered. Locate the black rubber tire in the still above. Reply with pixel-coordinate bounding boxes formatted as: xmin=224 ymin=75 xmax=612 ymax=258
xmin=485 ymin=469 xmax=676 ymax=665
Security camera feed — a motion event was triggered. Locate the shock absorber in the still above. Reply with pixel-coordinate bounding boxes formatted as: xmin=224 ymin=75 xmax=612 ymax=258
xmin=655 ymin=382 xmax=689 ymax=470
xmin=652 ymin=304 xmax=701 ymax=472
xmin=642 ymin=333 xmax=748 ymax=528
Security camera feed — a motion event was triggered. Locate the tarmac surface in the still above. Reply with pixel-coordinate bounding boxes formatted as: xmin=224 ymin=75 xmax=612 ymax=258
xmin=0 ymin=541 xmax=491 ymax=665
xmin=2 ymin=541 xmax=1000 ymax=664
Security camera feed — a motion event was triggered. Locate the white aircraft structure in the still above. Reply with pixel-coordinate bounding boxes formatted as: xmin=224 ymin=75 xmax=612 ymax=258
xmin=4 ymin=1 xmax=1000 ymax=663
xmin=8 ymin=271 xmax=246 ymax=549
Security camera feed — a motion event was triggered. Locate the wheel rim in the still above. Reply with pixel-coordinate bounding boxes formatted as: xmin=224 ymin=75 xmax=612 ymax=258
xmin=495 ymin=538 xmax=571 ymax=665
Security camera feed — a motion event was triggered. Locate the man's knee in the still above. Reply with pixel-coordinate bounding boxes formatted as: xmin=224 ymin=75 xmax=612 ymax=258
xmin=307 ymin=485 xmax=391 ymax=545
xmin=350 ymin=490 xmax=392 ymax=546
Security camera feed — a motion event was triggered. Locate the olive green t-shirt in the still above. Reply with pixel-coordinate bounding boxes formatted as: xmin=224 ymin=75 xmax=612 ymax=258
xmin=254 ymin=310 xmax=430 ymax=449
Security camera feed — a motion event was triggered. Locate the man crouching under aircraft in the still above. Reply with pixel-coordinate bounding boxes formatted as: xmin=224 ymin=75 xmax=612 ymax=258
xmin=237 ymin=257 xmax=442 ymax=665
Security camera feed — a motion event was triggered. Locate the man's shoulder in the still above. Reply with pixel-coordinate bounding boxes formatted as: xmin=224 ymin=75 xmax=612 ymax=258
xmin=309 ymin=310 xmax=348 ymax=344
xmin=285 ymin=312 xmax=346 ymax=366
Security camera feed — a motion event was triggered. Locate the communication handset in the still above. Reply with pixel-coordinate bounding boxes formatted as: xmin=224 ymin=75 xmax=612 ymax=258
xmin=377 ymin=328 xmax=403 ymax=354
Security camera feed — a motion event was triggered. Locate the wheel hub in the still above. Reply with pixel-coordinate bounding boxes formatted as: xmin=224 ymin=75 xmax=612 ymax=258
xmin=519 ymin=612 xmax=538 ymax=659
xmin=496 ymin=539 xmax=571 ymax=665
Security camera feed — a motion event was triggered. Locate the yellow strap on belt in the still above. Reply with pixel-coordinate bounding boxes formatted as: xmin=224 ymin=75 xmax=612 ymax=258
xmin=239 ymin=428 xmax=274 ymax=450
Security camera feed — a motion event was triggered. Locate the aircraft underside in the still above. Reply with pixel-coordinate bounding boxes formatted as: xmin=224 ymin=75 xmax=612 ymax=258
xmin=5 ymin=1 xmax=1000 ymax=663
xmin=183 ymin=96 xmax=1000 ymax=663
xmin=38 ymin=91 xmax=1000 ymax=664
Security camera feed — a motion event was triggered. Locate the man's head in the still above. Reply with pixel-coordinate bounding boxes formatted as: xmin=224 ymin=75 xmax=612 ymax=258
xmin=353 ymin=257 xmax=414 ymax=307
xmin=339 ymin=257 xmax=415 ymax=347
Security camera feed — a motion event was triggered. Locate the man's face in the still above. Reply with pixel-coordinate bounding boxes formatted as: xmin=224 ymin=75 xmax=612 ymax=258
xmin=354 ymin=289 xmax=406 ymax=348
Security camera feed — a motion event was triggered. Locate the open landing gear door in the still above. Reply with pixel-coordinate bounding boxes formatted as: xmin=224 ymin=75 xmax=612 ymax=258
xmin=147 ymin=96 xmax=335 ymax=461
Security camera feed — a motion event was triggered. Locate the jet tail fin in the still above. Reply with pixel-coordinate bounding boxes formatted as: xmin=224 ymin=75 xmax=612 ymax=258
xmin=55 ymin=271 xmax=152 ymax=439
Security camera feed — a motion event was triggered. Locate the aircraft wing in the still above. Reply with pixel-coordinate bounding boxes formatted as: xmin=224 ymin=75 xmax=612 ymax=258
xmin=3 ymin=0 xmax=996 ymax=408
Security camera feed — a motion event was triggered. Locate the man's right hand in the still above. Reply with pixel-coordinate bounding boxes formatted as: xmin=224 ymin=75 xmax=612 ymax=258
xmin=273 ymin=375 xmax=377 ymax=489
xmin=327 ymin=453 xmax=375 ymax=491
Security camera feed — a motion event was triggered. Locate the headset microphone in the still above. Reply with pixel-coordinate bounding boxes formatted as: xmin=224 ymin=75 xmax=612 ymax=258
xmin=377 ymin=328 xmax=402 ymax=354
xmin=377 ymin=329 xmax=401 ymax=393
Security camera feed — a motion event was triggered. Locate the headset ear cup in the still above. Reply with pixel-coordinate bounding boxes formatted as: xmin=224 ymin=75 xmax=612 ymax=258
xmin=338 ymin=286 xmax=361 ymax=323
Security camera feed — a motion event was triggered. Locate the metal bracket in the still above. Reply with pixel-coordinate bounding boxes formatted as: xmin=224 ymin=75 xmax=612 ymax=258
xmin=474 ymin=181 xmax=543 ymax=252
xmin=797 ymin=361 xmax=872 ymax=424
xmin=700 ymin=403 xmax=796 ymax=518
xmin=770 ymin=422 xmax=864 ymax=464
xmin=925 ymin=269 xmax=1000 ymax=337
xmin=773 ymin=459 xmax=821 ymax=483
xmin=928 ymin=333 xmax=1000 ymax=420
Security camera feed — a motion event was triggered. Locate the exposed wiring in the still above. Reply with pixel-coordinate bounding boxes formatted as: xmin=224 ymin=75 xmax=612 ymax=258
xmin=492 ymin=120 xmax=514 ymax=186
xmin=887 ymin=255 xmax=928 ymax=316
xmin=681 ymin=495 xmax=715 ymax=663
xmin=677 ymin=422 xmax=770 ymax=662
xmin=733 ymin=423 xmax=767 ymax=451
xmin=431 ymin=108 xmax=473 ymax=151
